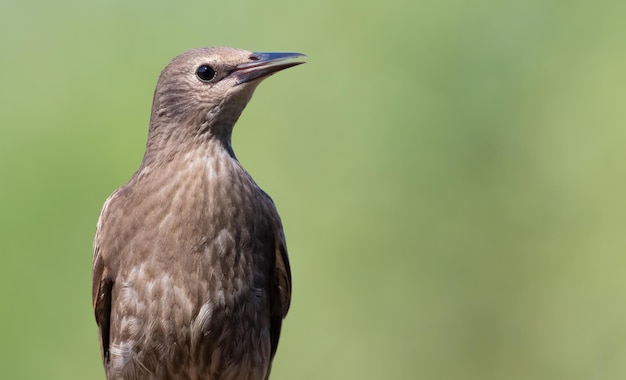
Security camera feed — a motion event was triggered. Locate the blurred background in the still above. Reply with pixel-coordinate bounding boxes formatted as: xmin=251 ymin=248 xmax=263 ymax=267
xmin=1 ymin=0 xmax=626 ymax=379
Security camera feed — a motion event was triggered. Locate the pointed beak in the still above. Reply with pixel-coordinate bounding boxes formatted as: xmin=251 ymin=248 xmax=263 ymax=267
xmin=233 ymin=52 xmax=307 ymax=85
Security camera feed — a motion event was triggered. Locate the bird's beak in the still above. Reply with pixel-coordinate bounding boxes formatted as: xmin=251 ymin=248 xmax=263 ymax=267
xmin=233 ymin=52 xmax=307 ymax=85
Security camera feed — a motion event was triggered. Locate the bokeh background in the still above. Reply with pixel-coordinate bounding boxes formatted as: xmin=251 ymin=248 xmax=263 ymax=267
xmin=2 ymin=0 xmax=626 ymax=379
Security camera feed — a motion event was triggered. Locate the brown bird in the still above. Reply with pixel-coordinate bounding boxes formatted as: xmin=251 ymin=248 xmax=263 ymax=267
xmin=92 ymin=47 xmax=305 ymax=380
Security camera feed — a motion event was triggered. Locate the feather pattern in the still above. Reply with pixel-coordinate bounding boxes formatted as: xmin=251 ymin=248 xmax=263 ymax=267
xmin=92 ymin=46 xmax=303 ymax=380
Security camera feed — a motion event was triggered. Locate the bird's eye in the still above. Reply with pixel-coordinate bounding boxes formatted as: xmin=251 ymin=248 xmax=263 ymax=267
xmin=196 ymin=65 xmax=216 ymax=82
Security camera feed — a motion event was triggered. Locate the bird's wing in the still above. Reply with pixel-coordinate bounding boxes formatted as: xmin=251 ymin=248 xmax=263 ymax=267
xmin=269 ymin=217 xmax=292 ymax=361
xmin=273 ymin=228 xmax=292 ymax=317
xmin=92 ymin=191 xmax=120 ymax=364
xmin=93 ymin=249 xmax=113 ymax=363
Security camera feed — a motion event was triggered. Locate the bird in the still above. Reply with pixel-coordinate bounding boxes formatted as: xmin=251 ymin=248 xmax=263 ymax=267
xmin=92 ymin=46 xmax=305 ymax=380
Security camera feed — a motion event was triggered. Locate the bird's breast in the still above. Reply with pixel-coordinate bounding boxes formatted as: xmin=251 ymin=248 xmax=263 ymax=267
xmin=105 ymin=152 xmax=275 ymax=376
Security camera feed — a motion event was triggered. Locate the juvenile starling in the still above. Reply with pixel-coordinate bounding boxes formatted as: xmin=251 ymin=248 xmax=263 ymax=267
xmin=92 ymin=47 xmax=305 ymax=380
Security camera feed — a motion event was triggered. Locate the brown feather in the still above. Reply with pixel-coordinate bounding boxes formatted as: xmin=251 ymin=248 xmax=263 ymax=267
xmin=92 ymin=47 xmax=303 ymax=380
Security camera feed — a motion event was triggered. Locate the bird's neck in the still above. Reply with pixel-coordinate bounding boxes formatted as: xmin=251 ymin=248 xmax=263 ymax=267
xmin=201 ymin=120 xmax=237 ymax=159
xmin=140 ymin=118 xmax=241 ymax=169
xmin=142 ymin=79 xmax=259 ymax=167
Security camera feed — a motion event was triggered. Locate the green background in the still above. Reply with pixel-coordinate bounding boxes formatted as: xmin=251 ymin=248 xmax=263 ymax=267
xmin=2 ymin=0 xmax=626 ymax=379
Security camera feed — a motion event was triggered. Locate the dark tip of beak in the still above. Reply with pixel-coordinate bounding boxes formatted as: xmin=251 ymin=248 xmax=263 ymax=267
xmin=233 ymin=52 xmax=307 ymax=85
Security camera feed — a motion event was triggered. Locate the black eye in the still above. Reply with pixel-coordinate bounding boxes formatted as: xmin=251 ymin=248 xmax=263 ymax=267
xmin=196 ymin=65 xmax=216 ymax=82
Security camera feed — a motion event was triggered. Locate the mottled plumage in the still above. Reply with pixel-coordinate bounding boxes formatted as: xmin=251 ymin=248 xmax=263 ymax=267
xmin=92 ymin=47 xmax=304 ymax=380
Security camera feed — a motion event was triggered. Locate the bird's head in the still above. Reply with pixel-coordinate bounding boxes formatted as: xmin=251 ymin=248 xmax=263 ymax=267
xmin=147 ymin=47 xmax=306 ymax=150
